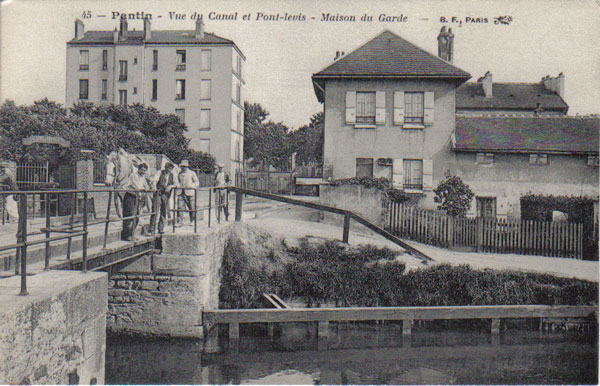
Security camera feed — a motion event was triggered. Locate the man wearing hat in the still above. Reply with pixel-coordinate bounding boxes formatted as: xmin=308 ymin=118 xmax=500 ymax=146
xmin=214 ymin=163 xmax=230 ymax=221
xmin=121 ymin=162 xmax=151 ymax=241
xmin=151 ymin=162 xmax=177 ymax=234
xmin=177 ymin=160 xmax=199 ymax=225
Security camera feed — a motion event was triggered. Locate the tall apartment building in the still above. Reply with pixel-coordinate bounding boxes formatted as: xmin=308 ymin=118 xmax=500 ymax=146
xmin=66 ymin=18 xmax=245 ymax=176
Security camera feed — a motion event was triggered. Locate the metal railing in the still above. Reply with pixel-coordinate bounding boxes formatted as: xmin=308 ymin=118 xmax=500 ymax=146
xmin=0 ymin=185 xmax=231 ymax=296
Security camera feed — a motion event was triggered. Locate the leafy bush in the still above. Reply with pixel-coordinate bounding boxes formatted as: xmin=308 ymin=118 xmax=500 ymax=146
xmin=219 ymin=238 xmax=599 ymax=309
xmin=434 ymin=172 xmax=474 ymax=217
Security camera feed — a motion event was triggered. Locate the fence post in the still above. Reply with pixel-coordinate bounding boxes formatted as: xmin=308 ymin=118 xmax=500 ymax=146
xmin=18 ymin=194 xmax=28 ymax=296
xmin=66 ymin=192 xmax=77 ymax=260
xmin=82 ymin=191 xmax=88 ymax=273
xmin=44 ymin=192 xmax=51 ymax=270
xmin=342 ymin=213 xmax=350 ymax=243
xmin=476 ymin=217 xmax=483 ymax=252
xmin=193 ymin=188 xmax=198 ymax=233
xmin=103 ymin=191 xmax=112 ymax=249
xmin=235 ymin=191 xmax=243 ymax=222
xmin=448 ymin=215 xmax=454 ymax=248
xmin=208 ymin=188 xmax=212 ymax=228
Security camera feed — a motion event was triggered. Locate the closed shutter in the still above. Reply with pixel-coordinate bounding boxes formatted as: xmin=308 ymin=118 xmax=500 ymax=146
xmin=375 ymin=91 xmax=386 ymax=124
xmin=393 ymin=91 xmax=404 ymax=126
xmin=423 ymin=159 xmax=433 ymax=190
xmin=346 ymin=91 xmax=356 ymax=125
xmin=392 ymin=158 xmax=403 ymax=188
xmin=424 ymin=92 xmax=434 ymax=126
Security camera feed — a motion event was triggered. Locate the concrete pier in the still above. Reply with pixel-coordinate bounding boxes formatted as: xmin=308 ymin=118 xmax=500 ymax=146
xmin=0 ymin=270 xmax=107 ymax=385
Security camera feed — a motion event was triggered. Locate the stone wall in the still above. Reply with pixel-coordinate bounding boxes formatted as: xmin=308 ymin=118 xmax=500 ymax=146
xmin=320 ymin=184 xmax=385 ymax=226
xmin=107 ymin=224 xmax=233 ymax=338
xmin=0 ymin=271 xmax=107 ymax=385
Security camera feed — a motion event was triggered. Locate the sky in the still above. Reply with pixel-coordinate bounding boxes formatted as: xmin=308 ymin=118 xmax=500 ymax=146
xmin=1 ymin=0 xmax=599 ymax=129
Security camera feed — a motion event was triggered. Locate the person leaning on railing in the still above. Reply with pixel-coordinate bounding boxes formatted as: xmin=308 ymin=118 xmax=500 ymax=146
xmin=177 ymin=160 xmax=199 ymax=226
xmin=150 ymin=162 xmax=177 ymax=234
xmin=121 ymin=162 xmax=151 ymax=241
xmin=214 ymin=164 xmax=230 ymax=221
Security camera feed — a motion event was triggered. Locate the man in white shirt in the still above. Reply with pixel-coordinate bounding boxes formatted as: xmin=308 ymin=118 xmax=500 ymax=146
xmin=122 ymin=163 xmax=151 ymax=241
xmin=177 ymin=160 xmax=199 ymax=225
xmin=214 ymin=164 xmax=229 ymax=221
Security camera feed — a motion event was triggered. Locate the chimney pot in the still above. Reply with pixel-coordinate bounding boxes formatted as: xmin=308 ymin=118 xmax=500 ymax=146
xmin=119 ymin=18 xmax=128 ymax=41
xmin=437 ymin=26 xmax=454 ymax=63
xmin=195 ymin=19 xmax=205 ymax=39
xmin=74 ymin=19 xmax=85 ymax=40
xmin=113 ymin=28 xmax=119 ymax=43
xmin=479 ymin=71 xmax=493 ymax=98
xmin=144 ymin=18 xmax=151 ymax=40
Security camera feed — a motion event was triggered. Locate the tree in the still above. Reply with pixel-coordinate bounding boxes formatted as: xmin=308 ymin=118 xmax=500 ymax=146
xmin=433 ymin=172 xmax=474 ymax=217
xmin=0 ymin=99 xmax=215 ymax=172
xmin=243 ymin=101 xmax=291 ymax=170
xmin=289 ymin=111 xmax=323 ymax=165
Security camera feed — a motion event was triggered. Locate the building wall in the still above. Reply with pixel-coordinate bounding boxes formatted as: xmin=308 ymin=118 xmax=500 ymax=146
xmin=66 ymin=42 xmax=244 ymax=176
xmin=446 ymin=152 xmax=599 ymax=219
xmin=322 ymin=78 xmax=458 ymax=208
xmin=457 ymin=109 xmax=565 ymax=117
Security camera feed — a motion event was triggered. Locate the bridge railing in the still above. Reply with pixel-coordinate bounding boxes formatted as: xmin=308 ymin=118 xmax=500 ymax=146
xmin=0 ymin=186 xmax=229 ymax=296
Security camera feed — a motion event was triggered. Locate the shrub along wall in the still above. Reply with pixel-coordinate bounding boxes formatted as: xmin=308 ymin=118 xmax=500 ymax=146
xmin=219 ymin=237 xmax=598 ymax=309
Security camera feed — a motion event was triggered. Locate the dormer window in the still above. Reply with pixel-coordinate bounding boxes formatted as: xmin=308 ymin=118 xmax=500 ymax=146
xmin=529 ymin=154 xmax=548 ymax=165
xmin=476 ymin=153 xmax=494 ymax=164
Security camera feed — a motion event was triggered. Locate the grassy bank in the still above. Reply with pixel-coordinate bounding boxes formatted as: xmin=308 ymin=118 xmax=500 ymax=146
xmin=219 ymin=237 xmax=598 ymax=309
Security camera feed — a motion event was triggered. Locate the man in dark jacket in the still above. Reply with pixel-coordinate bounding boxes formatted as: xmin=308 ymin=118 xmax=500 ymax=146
xmin=151 ymin=162 xmax=176 ymax=234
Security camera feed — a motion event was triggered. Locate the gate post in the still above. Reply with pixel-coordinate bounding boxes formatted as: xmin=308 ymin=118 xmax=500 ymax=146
xmin=235 ymin=191 xmax=243 ymax=222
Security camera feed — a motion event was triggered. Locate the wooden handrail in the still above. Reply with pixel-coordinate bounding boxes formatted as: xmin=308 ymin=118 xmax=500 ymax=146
xmin=228 ymin=186 xmax=432 ymax=262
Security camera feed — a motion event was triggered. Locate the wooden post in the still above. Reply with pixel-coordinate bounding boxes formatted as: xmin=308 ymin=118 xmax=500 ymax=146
xmin=44 ymin=192 xmax=51 ymax=270
xmin=103 ymin=191 xmax=112 ymax=249
xmin=342 ymin=213 xmax=350 ymax=243
xmin=203 ymin=324 xmax=219 ymax=354
xmin=402 ymin=319 xmax=413 ymax=336
xmin=448 ymin=216 xmax=454 ymax=248
xmin=18 ymin=195 xmax=28 ymax=296
xmin=491 ymin=318 xmax=500 ymax=334
xmin=235 ymin=191 xmax=243 ymax=222
xmin=82 ymin=191 xmax=88 ymax=273
xmin=229 ymin=322 xmax=239 ymax=339
xmin=476 ymin=217 xmax=483 ymax=252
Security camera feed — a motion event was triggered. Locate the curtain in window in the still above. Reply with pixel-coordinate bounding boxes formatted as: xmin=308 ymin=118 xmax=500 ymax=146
xmin=403 ymin=160 xmax=423 ymax=188
xmin=404 ymin=92 xmax=424 ymax=123
xmin=356 ymin=92 xmax=376 ymax=123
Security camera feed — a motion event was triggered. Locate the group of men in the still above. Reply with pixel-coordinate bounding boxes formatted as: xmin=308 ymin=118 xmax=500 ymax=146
xmin=119 ymin=159 xmax=230 ymax=241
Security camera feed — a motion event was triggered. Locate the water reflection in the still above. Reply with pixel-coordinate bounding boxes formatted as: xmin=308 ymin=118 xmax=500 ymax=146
xmin=106 ymin=321 xmax=597 ymax=385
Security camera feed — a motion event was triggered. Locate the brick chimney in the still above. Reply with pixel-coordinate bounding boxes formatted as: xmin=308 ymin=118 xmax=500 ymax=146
xmin=119 ymin=18 xmax=128 ymax=41
xmin=478 ymin=71 xmax=493 ymax=98
xmin=542 ymin=73 xmax=565 ymax=98
xmin=143 ymin=18 xmax=151 ymax=40
xmin=437 ymin=27 xmax=454 ymax=63
xmin=195 ymin=19 xmax=205 ymax=40
xmin=74 ymin=19 xmax=84 ymax=40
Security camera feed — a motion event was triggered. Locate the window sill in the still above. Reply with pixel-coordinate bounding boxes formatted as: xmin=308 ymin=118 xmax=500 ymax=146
xmin=175 ymin=98 xmax=185 ymax=101
xmin=199 ymin=127 xmax=211 ymax=131
xmin=354 ymin=124 xmax=376 ymax=129
xmin=403 ymin=188 xmax=423 ymax=193
xmin=402 ymin=124 xmax=425 ymax=129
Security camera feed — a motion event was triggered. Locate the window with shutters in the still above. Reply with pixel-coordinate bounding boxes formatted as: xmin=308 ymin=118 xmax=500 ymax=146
xmin=175 ymin=79 xmax=185 ymax=100
xmin=529 ymin=154 xmax=548 ymax=165
xmin=356 ymin=92 xmax=376 ymax=124
xmin=201 ymin=50 xmax=212 ymax=71
xmin=200 ymin=79 xmax=211 ymax=100
xmin=101 ymin=80 xmax=107 ymax=100
xmin=476 ymin=153 xmax=494 ymax=165
xmin=477 ymin=197 xmax=496 ymax=219
xmin=119 ymin=60 xmax=127 ymax=81
xmin=79 ymin=79 xmax=89 ymax=99
xmin=118 ymin=90 xmax=127 ymax=106
xmin=404 ymin=92 xmax=424 ymax=124
xmin=176 ymin=50 xmax=186 ymax=71
xmin=355 ymin=158 xmax=373 ymax=178
xmin=102 ymin=50 xmax=108 ymax=71
xmin=200 ymin=109 xmax=211 ymax=130
xmin=403 ymin=159 xmax=423 ymax=189
xmin=79 ymin=50 xmax=89 ymax=71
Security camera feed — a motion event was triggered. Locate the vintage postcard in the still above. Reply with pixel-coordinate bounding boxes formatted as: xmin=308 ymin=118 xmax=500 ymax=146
xmin=0 ymin=0 xmax=598 ymax=384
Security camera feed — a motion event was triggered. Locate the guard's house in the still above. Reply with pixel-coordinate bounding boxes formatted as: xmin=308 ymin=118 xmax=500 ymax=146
xmin=312 ymin=28 xmax=599 ymax=219
xmin=312 ymin=28 xmax=470 ymax=208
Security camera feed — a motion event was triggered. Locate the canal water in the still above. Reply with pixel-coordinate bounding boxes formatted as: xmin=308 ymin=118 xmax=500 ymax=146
xmin=106 ymin=321 xmax=597 ymax=384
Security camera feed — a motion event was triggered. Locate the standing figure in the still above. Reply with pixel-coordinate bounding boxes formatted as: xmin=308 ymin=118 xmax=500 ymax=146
xmin=151 ymin=162 xmax=176 ymax=234
xmin=214 ymin=164 xmax=230 ymax=221
xmin=121 ymin=163 xmax=151 ymax=241
xmin=0 ymin=162 xmax=19 ymax=223
xmin=177 ymin=160 xmax=199 ymax=226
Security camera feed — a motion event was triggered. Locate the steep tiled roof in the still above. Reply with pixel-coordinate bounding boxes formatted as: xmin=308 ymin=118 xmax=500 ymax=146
xmin=312 ymin=30 xmax=470 ymax=102
xmin=454 ymin=117 xmax=599 ymax=154
xmin=68 ymin=30 xmax=241 ymax=51
xmin=456 ymin=82 xmax=568 ymax=112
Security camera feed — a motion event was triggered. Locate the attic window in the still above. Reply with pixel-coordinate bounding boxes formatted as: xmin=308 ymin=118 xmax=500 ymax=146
xmin=476 ymin=153 xmax=494 ymax=165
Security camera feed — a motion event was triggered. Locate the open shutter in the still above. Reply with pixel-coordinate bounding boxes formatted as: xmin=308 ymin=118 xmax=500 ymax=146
xmin=423 ymin=159 xmax=433 ymax=190
xmin=345 ymin=91 xmax=356 ymax=125
xmin=392 ymin=158 xmax=403 ymax=188
xmin=375 ymin=91 xmax=386 ymax=124
xmin=393 ymin=91 xmax=404 ymax=126
xmin=424 ymin=91 xmax=434 ymax=126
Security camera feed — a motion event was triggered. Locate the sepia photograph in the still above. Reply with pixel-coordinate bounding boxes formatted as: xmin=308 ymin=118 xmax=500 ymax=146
xmin=0 ymin=0 xmax=598 ymax=384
